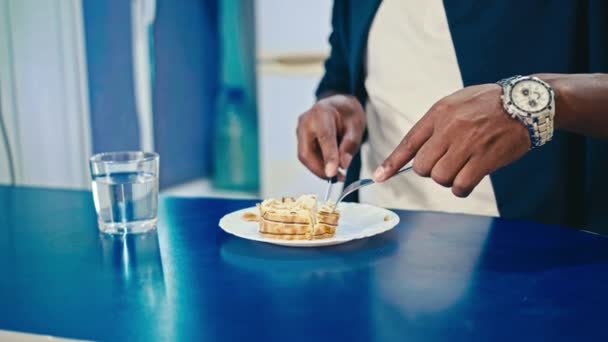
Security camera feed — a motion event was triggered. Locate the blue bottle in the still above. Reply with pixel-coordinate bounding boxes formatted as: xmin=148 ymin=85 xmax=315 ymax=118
xmin=212 ymin=86 xmax=259 ymax=191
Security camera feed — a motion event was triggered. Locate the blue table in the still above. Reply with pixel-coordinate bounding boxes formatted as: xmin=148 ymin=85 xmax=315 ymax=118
xmin=0 ymin=186 xmax=607 ymax=341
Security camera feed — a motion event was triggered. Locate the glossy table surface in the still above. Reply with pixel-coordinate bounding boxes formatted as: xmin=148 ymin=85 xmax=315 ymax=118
xmin=0 ymin=186 xmax=607 ymax=341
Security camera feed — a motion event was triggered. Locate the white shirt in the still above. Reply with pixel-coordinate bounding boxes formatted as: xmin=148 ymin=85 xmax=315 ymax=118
xmin=360 ymin=0 xmax=500 ymax=216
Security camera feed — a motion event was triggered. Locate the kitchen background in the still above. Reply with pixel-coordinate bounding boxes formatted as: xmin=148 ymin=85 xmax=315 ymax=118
xmin=0 ymin=0 xmax=341 ymax=200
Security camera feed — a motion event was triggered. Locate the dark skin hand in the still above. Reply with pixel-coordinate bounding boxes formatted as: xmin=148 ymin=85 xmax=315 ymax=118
xmin=296 ymin=94 xmax=366 ymax=181
xmin=374 ymin=73 xmax=608 ymax=196
xmin=372 ymin=83 xmax=530 ymax=197
xmin=297 ymin=73 xmax=608 ymax=196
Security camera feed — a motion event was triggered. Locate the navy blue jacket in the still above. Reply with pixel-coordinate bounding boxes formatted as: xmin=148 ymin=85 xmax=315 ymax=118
xmin=316 ymin=0 xmax=608 ymax=233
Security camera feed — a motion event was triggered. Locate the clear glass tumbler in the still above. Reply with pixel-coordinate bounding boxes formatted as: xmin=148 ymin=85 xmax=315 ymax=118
xmin=89 ymin=151 xmax=159 ymax=234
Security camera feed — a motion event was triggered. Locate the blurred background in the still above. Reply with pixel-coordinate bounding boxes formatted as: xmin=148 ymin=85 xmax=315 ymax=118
xmin=0 ymin=0 xmax=339 ymax=199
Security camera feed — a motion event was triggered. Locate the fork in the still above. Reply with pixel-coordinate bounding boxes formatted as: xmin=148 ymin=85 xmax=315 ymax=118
xmin=335 ymin=165 xmax=414 ymax=204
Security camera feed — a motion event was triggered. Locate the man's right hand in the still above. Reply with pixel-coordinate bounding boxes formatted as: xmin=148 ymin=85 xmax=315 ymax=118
xmin=296 ymin=94 xmax=366 ymax=180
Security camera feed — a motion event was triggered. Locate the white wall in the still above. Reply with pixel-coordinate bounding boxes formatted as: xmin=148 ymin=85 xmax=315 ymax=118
xmin=0 ymin=0 xmax=91 ymax=188
xmin=255 ymin=0 xmax=331 ymax=56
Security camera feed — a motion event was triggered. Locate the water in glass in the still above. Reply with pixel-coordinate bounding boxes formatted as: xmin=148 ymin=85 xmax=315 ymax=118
xmin=92 ymin=171 xmax=158 ymax=234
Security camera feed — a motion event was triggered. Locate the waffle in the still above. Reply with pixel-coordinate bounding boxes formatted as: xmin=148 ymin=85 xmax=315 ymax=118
xmin=257 ymin=195 xmax=340 ymax=240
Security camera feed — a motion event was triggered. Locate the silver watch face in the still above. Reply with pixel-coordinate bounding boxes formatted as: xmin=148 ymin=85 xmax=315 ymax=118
xmin=510 ymin=79 xmax=551 ymax=113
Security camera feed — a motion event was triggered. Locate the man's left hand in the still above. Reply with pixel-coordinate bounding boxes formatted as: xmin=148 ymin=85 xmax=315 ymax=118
xmin=372 ymin=84 xmax=531 ymax=197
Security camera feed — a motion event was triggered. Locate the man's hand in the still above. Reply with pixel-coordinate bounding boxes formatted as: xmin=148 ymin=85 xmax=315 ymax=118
xmin=297 ymin=94 xmax=366 ymax=179
xmin=373 ymin=84 xmax=531 ymax=197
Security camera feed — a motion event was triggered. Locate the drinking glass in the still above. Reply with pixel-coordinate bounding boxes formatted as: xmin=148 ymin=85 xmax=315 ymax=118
xmin=89 ymin=151 xmax=159 ymax=234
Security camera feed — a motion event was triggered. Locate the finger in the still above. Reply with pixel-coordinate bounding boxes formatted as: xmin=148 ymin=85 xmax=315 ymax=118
xmin=451 ymin=156 xmax=489 ymax=197
xmin=338 ymin=131 xmax=361 ymax=169
xmin=338 ymin=137 xmax=356 ymax=170
xmin=429 ymin=145 xmax=470 ymax=188
xmin=412 ymin=136 xmax=448 ymax=177
xmin=373 ymin=117 xmax=433 ymax=182
xmin=338 ymin=121 xmax=364 ymax=169
xmin=314 ymin=115 xmax=339 ymax=177
xmin=297 ymin=126 xmax=326 ymax=179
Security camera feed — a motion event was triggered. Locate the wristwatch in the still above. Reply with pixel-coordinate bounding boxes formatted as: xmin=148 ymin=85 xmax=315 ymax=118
xmin=497 ymin=75 xmax=555 ymax=148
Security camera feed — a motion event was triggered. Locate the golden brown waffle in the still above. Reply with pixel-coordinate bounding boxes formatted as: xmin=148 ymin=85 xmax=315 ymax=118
xmin=260 ymin=232 xmax=335 ymax=240
xmin=257 ymin=195 xmax=340 ymax=240
xmin=259 ymin=220 xmax=336 ymax=235
xmin=317 ymin=211 xmax=340 ymax=226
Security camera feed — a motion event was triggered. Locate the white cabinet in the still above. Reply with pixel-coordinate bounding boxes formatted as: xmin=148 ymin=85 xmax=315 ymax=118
xmin=255 ymin=0 xmax=341 ymax=199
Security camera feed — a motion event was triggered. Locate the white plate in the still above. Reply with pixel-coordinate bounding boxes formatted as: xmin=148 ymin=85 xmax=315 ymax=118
xmin=218 ymin=202 xmax=400 ymax=247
